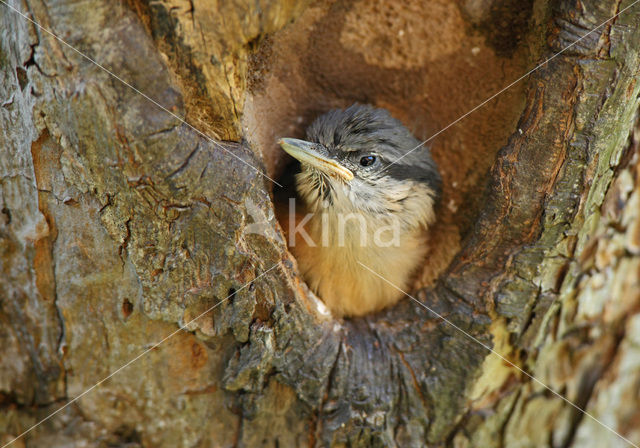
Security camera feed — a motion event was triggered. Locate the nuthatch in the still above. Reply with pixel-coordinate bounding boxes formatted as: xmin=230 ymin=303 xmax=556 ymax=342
xmin=279 ymin=104 xmax=441 ymax=317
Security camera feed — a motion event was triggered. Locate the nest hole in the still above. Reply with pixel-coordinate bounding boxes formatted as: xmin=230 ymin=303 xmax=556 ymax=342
xmin=242 ymin=0 xmax=530 ymax=311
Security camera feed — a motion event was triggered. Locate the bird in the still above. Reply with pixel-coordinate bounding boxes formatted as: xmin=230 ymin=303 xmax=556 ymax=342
xmin=278 ymin=104 xmax=441 ymax=317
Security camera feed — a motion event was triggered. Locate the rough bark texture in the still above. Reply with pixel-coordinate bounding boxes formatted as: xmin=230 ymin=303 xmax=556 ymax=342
xmin=1 ymin=0 xmax=639 ymax=447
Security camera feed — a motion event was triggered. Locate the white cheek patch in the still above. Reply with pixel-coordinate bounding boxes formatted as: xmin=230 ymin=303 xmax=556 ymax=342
xmin=346 ymin=176 xmax=437 ymax=228
xmin=296 ymin=168 xmax=436 ymax=229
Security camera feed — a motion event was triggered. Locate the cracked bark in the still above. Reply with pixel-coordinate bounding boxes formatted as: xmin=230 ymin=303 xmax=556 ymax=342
xmin=1 ymin=0 xmax=640 ymax=447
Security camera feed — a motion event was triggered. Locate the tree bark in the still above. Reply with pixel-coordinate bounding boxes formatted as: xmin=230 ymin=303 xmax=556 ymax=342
xmin=1 ymin=0 xmax=639 ymax=447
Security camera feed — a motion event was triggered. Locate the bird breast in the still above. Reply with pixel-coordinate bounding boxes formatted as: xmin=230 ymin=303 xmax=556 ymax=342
xmin=289 ymin=210 xmax=428 ymax=317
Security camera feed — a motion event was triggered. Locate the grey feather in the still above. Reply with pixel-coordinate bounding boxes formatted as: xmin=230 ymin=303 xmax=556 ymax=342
xmin=306 ymin=104 xmax=442 ymax=199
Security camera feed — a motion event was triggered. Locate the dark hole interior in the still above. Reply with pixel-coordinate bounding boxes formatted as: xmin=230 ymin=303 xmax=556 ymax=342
xmin=121 ymin=298 xmax=134 ymax=319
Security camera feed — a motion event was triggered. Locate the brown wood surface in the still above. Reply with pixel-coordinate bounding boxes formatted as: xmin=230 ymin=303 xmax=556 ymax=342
xmin=1 ymin=0 xmax=639 ymax=446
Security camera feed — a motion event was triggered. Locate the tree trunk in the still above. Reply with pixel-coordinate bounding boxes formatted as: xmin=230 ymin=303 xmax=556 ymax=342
xmin=1 ymin=0 xmax=639 ymax=447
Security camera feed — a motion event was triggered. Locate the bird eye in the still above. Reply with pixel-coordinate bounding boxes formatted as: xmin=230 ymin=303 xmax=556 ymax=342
xmin=359 ymin=155 xmax=376 ymax=167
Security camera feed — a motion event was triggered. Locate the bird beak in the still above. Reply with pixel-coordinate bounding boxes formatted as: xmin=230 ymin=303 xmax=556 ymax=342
xmin=278 ymin=138 xmax=354 ymax=182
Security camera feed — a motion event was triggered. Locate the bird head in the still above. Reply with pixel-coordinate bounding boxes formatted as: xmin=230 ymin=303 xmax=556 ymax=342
xmin=278 ymin=104 xmax=441 ymax=228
